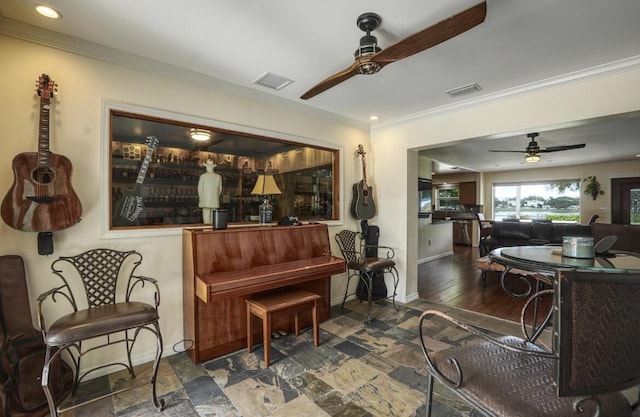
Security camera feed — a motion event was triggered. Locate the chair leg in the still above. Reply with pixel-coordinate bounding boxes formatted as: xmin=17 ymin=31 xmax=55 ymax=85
xmin=125 ymin=329 xmax=136 ymax=378
xmin=425 ymin=373 xmax=435 ymax=417
xmin=150 ymin=321 xmax=165 ymax=411
xmin=341 ymin=273 xmax=354 ymax=309
xmin=366 ymin=271 xmax=373 ymax=323
xmin=41 ymin=345 xmax=59 ymax=417
xmin=389 ymin=266 xmax=400 ymax=312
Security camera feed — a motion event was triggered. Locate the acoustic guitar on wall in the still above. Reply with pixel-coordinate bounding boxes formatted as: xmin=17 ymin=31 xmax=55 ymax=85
xmin=1 ymin=74 xmax=82 ymax=232
xmin=350 ymin=144 xmax=376 ymax=220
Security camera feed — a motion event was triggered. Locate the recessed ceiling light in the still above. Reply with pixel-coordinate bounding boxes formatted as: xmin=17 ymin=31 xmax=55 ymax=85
xmin=35 ymin=5 xmax=62 ymax=19
xmin=370 ymin=115 xmax=379 ymax=121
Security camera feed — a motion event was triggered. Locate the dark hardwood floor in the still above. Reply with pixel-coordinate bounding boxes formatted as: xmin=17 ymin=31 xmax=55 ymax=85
xmin=418 ymin=244 xmax=550 ymax=322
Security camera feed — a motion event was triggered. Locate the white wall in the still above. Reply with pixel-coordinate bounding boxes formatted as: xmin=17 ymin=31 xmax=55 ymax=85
xmin=0 ymin=35 xmax=369 ymax=369
xmin=371 ymin=67 xmax=640 ymax=303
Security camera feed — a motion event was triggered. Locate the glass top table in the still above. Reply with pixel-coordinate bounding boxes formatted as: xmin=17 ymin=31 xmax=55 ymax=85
xmin=490 ymin=246 xmax=640 ymax=274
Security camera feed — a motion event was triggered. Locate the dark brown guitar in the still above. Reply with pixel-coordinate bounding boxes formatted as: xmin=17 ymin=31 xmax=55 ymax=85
xmin=1 ymin=74 xmax=82 ymax=232
xmin=350 ymin=144 xmax=376 ymax=220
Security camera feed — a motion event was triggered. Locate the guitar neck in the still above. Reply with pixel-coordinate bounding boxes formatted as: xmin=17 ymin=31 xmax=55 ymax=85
xmin=135 ymin=149 xmax=155 ymax=185
xmin=361 ymin=154 xmax=368 ymax=185
xmin=38 ymin=97 xmax=51 ymax=168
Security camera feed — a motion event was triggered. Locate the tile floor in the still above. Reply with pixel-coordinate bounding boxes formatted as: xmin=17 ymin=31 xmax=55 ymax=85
xmin=61 ymin=298 xmax=638 ymax=417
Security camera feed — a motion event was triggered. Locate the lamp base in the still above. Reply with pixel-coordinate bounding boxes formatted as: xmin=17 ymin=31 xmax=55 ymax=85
xmin=258 ymin=198 xmax=273 ymax=225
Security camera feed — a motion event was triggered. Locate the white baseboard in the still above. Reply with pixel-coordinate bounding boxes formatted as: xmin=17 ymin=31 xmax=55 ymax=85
xmin=418 ymin=251 xmax=454 ymax=264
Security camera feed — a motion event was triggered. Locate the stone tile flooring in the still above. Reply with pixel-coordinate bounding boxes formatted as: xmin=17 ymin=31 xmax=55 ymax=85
xmin=62 ymin=298 xmax=639 ymax=417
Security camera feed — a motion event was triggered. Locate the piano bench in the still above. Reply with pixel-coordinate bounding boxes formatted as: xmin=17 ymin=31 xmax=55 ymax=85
xmin=246 ymin=289 xmax=321 ymax=367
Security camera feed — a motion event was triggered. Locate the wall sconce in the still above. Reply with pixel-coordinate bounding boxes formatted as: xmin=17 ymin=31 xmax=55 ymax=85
xmin=251 ymin=175 xmax=282 ymax=225
xmin=190 ymin=128 xmax=211 ymax=141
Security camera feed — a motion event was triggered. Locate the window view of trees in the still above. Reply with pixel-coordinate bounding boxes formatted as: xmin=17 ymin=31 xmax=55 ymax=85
xmin=493 ymin=180 xmax=581 ymax=222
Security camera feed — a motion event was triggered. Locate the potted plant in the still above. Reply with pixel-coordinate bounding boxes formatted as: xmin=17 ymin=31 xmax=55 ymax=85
xmin=583 ymin=176 xmax=604 ymax=200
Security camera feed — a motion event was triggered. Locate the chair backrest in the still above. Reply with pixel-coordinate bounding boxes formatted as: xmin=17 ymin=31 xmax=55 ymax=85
xmin=553 ymin=268 xmax=640 ymax=397
xmin=51 ymin=249 xmax=142 ymax=308
xmin=477 ymin=213 xmax=485 ymax=221
xmin=335 ymin=230 xmax=361 ymax=262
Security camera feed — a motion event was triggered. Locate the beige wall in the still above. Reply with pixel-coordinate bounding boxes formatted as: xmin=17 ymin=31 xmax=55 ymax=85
xmin=0 ymin=35 xmax=369 ymax=368
xmin=371 ymin=67 xmax=640 ymax=303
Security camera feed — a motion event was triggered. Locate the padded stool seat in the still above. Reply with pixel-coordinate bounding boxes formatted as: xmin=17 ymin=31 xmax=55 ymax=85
xmin=246 ymin=289 xmax=320 ymax=366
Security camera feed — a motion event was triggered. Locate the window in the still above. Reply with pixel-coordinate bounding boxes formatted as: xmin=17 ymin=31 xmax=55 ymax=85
xmin=493 ymin=180 xmax=580 ymax=222
xmin=107 ymin=107 xmax=340 ymax=231
xmin=436 ymin=186 xmax=460 ymax=210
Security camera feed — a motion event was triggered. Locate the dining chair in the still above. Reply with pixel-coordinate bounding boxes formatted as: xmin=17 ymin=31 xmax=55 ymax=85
xmin=37 ymin=249 xmax=165 ymax=417
xmin=419 ymin=267 xmax=640 ymax=417
xmin=334 ymin=229 xmax=399 ymax=322
xmin=476 ymin=212 xmax=493 ymax=256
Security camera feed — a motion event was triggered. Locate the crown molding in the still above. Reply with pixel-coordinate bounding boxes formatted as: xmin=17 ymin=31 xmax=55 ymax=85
xmin=0 ymin=17 xmax=369 ymax=131
xmin=374 ymin=55 xmax=640 ymax=129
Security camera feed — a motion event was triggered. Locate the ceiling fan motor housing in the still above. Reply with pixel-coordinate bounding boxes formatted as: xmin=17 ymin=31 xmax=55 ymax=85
xmin=354 ymin=12 xmax=383 ymax=74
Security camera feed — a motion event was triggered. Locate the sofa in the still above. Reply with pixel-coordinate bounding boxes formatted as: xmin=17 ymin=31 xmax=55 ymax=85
xmin=482 ymin=221 xmax=640 ymax=255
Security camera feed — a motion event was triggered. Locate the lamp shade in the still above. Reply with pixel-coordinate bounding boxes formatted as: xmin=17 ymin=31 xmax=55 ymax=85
xmin=251 ymin=174 xmax=282 ymax=195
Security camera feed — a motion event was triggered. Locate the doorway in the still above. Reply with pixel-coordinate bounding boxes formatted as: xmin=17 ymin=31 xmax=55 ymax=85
xmin=611 ymin=177 xmax=640 ymax=225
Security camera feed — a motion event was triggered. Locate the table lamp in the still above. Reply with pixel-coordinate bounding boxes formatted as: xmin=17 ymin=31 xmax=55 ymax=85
xmin=251 ymin=174 xmax=282 ymax=225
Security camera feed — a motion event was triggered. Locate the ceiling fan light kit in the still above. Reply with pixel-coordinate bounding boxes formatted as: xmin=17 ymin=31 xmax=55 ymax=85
xmin=524 ymin=153 xmax=541 ymax=163
xmin=354 ymin=13 xmax=383 ymax=75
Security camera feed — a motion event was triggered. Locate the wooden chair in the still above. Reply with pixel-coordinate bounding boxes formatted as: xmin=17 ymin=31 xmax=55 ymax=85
xmin=476 ymin=212 xmax=493 ymax=257
xmin=419 ymin=268 xmax=640 ymax=417
xmin=37 ymin=249 xmax=165 ymax=417
xmin=334 ymin=229 xmax=399 ymax=323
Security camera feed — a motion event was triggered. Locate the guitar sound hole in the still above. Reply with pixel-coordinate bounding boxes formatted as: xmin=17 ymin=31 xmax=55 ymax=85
xmin=32 ymin=167 xmax=56 ymax=185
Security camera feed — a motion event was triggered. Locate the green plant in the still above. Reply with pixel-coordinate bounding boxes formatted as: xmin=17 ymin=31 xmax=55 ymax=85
xmin=583 ymin=176 xmax=604 ymax=200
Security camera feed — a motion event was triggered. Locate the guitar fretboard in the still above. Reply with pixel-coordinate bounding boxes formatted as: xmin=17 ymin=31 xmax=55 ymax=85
xmin=38 ymin=98 xmax=51 ymax=168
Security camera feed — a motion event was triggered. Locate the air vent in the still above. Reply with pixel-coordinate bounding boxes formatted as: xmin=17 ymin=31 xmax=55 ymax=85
xmin=445 ymin=82 xmax=482 ymax=98
xmin=253 ymin=72 xmax=294 ymax=90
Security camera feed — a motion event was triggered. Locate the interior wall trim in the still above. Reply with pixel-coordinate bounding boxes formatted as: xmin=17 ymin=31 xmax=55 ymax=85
xmin=374 ymin=55 xmax=640 ymax=129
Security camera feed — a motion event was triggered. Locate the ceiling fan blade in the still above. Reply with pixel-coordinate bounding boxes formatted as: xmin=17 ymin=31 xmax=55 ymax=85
xmin=300 ymin=61 xmax=360 ymax=100
xmin=372 ymin=1 xmax=487 ymax=66
xmin=540 ymin=144 xmax=586 ymax=153
xmin=488 ymin=150 xmax=527 ymax=153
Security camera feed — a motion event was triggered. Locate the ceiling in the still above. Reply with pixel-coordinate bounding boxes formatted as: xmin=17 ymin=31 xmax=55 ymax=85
xmin=1 ymin=0 xmax=639 ymax=171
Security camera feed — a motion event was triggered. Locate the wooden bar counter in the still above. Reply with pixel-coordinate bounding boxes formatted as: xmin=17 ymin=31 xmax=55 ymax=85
xmin=182 ymin=223 xmax=345 ymax=363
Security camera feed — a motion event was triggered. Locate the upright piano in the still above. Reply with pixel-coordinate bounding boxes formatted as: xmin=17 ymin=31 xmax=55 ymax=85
xmin=182 ymin=223 xmax=345 ymax=363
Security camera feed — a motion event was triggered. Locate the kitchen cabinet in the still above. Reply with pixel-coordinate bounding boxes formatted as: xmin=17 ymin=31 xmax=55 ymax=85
xmin=453 ymin=220 xmax=472 ymax=245
xmin=459 ymin=182 xmax=477 ymax=205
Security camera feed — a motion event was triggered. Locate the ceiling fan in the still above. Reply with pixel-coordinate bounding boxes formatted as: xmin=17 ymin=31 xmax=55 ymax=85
xmin=300 ymin=2 xmax=487 ymax=100
xmin=488 ymin=132 xmax=586 ymax=163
